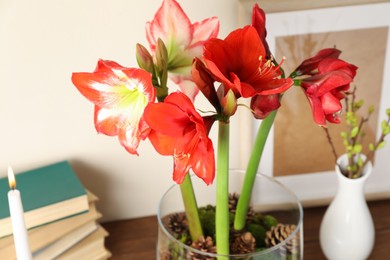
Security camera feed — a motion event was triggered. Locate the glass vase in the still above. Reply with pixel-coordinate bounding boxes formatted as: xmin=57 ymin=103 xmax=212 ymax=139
xmin=157 ymin=170 xmax=303 ymax=259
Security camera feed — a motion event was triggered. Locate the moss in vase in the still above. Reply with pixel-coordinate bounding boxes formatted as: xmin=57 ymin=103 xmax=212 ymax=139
xmin=263 ymin=215 xmax=279 ymax=230
xmin=199 ymin=205 xmax=216 ymax=238
xmin=247 ymin=223 xmax=267 ymax=247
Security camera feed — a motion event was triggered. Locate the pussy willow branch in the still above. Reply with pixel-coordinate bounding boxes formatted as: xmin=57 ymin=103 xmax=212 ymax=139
xmin=354 ymin=116 xmax=390 ymax=178
xmin=322 ymin=126 xmax=339 ymax=165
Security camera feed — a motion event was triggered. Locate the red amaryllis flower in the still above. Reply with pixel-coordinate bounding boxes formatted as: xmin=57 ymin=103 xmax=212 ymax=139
xmin=294 ymin=48 xmax=342 ymax=76
xmin=146 ymin=0 xmax=219 ymax=100
xmin=203 ymin=26 xmax=293 ymax=100
xmin=71 ymin=60 xmax=156 ymax=155
xmin=301 ymin=58 xmax=358 ymax=125
xmin=143 ymin=92 xmax=215 ymax=184
xmin=252 ymin=3 xmax=271 ymax=59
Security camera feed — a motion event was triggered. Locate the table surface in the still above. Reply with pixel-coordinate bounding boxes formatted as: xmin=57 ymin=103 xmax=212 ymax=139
xmin=102 ymin=199 xmax=390 ymax=259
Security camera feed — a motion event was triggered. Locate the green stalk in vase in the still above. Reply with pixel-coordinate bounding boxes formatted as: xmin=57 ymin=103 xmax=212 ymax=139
xmin=180 ymin=174 xmax=204 ymax=241
xmin=234 ymin=110 xmax=277 ymax=230
xmin=216 ymin=120 xmax=230 ymax=256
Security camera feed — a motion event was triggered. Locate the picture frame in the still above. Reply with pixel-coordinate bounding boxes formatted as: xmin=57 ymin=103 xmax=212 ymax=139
xmin=237 ymin=1 xmax=390 ymax=205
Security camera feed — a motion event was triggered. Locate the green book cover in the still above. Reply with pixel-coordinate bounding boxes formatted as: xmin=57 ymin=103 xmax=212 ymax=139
xmin=0 ymin=161 xmax=87 ymax=219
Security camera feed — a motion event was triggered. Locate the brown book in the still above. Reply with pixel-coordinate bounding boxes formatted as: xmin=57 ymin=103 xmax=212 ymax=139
xmin=0 ymin=191 xmax=100 ymax=259
xmin=57 ymin=225 xmax=111 ymax=259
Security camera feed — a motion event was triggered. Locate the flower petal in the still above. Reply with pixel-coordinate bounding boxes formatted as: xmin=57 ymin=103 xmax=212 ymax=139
xmin=252 ymin=4 xmax=271 ymax=58
xmin=294 ymin=48 xmax=342 ymax=75
xmin=148 ymin=130 xmax=176 ymax=155
xmin=144 ymin=102 xmax=188 ymax=136
xmin=304 ymin=93 xmax=326 ymax=126
xmin=146 ymin=0 xmax=192 ymax=51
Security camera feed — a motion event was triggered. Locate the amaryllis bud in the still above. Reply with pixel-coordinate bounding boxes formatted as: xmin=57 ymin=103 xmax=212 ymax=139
xmin=251 ymin=94 xmax=281 ymax=119
xmin=136 ymin=43 xmax=154 ymax=73
xmin=192 ymin=58 xmax=221 ymax=112
xmin=155 ymin=38 xmax=168 ymax=92
xmin=155 ymin=38 xmax=168 ymax=73
xmin=218 ymin=87 xmax=237 ymax=117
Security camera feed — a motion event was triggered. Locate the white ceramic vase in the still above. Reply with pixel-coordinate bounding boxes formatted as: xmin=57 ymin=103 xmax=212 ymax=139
xmin=320 ymin=154 xmax=374 ymax=260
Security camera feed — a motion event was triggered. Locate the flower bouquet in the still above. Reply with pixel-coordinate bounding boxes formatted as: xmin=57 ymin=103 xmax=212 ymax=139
xmin=71 ymin=0 xmax=359 ymax=258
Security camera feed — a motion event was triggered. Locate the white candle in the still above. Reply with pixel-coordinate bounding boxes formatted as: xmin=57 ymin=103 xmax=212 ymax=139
xmin=7 ymin=167 xmax=32 ymax=260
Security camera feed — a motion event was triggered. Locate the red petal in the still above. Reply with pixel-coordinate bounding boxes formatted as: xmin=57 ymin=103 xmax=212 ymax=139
xmin=320 ymin=92 xmax=342 ymax=114
xmin=192 ymin=58 xmax=221 ymax=111
xmin=191 ymin=139 xmax=215 ymax=185
xmin=252 ymin=4 xmax=270 ymax=58
xmin=144 ymin=103 xmax=188 ymax=137
xmin=165 ymin=92 xmax=203 ymax=122
xmin=295 ymin=48 xmax=341 ymax=75
xmin=225 ymin=26 xmax=265 ymax=67
xmin=148 ymin=130 xmax=176 ymax=155
xmin=256 ymin=78 xmax=294 ymax=95
xmin=304 ymin=93 xmax=326 ymax=126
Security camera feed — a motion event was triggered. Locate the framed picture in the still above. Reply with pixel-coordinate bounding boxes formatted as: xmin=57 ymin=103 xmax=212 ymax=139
xmin=238 ymin=1 xmax=390 ymax=205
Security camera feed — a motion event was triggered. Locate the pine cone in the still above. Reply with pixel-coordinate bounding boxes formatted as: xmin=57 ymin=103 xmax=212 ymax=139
xmin=265 ymin=224 xmax=299 ymax=256
xmin=245 ymin=208 xmax=257 ymax=223
xmin=228 ymin=193 xmax=240 ymax=213
xmin=188 ymin=236 xmax=217 ymax=260
xmin=228 ymin=193 xmax=256 ymax=219
xmin=230 ymin=232 xmax=256 ymax=254
xmin=168 ymin=213 xmax=188 ymax=236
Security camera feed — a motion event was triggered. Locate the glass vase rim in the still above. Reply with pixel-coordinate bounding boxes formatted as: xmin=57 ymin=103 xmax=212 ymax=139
xmin=157 ymin=170 xmax=304 ymax=258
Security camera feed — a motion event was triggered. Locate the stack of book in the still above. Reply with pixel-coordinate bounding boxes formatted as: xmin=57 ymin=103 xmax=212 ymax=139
xmin=0 ymin=161 xmax=111 ymax=259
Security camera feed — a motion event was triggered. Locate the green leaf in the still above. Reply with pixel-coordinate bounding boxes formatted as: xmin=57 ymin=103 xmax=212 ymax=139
xmin=353 ymin=100 xmax=364 ymax=110
xmin=368 ymin=105 xmax=375 ymax=114
xmin=381 ymin=120 xmax=388 ymax=132
xmin=377 ymin=141 xmax=386 ymax=150
xmin=369 ymin=143 xmax=375 ymax=151
xmin=381 ymin=119 xmax=390 ymax=135
xmin=350 ymin=126 xmax=359 ymax=138
xmin=386 ymin=108 xmax=390 ymax=116
xmin=357 ymin=157 xmax=364 ymax=167
xmin=352 ymin=144 xmax=362 ymax=154
xmin=383 ymin=126 xmax=390 ymax=135
xmin=341 ymin=131 xmax=348 ymax=138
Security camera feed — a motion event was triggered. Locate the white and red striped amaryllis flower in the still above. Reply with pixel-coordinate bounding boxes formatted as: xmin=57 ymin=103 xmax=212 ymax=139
xmin=146 ymin=0 xmax=219 ymax=100
xmin=71 ymin=59 xmax=156 ymax=155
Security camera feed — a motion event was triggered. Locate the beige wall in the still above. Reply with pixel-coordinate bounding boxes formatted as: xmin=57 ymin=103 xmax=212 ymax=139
xmin=0 ymin=0 xmax=240 ymax=221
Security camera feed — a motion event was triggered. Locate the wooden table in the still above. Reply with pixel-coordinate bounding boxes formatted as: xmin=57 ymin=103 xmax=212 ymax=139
xmin=102 ymin=199 xmax=390 ymax=259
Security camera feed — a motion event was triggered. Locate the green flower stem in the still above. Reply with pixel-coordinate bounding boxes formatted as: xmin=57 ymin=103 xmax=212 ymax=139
xmin=216 ymin=120 xmax=230 ymax=256
xmin=179 ymin=174 xmax=204 ymax=242
xmin=234 ymin=110 xmax=277 ymax=231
